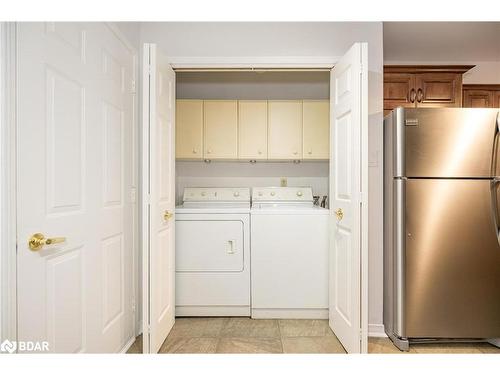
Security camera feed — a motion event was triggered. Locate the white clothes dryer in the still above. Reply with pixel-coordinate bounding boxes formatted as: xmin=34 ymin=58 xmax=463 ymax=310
xmin=175 ymin=187 xmax=251 ymax=316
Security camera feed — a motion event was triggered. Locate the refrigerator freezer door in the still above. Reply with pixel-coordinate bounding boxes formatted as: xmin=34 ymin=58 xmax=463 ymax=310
xmin=405 ymin=178 xmax=500 ymax=338
xmin=400 ymin=108 xmax=499 ymax=178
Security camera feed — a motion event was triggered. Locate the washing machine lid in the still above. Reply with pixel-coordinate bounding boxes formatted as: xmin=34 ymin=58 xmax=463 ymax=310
xmin=181 ymin=187 xmax=251 ymax=208
xmin=251 ymin=187 xmax=314 ymax=208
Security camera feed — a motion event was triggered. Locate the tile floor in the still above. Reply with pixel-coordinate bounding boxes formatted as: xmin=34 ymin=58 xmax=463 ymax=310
xmin=126 ymin=318 xmax=500 ymax=354
xmin=127 ymin=318 xmax=346 ymax=354
xmin=368 ymin=337 xmax=500 ymax=354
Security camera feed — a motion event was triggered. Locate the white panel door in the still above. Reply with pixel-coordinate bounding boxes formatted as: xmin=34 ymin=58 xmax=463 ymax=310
xmin=142 ymin=44 xmax=176 ymax=353
xmin=16 ymin=23 xmax=135 ymax=353
xmin=329 ymin=43 xmax=368 ymax=353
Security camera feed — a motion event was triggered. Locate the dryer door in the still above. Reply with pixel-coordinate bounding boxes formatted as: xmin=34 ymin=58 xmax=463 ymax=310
xmin=176 ymin=220 xmax=244 ymax=272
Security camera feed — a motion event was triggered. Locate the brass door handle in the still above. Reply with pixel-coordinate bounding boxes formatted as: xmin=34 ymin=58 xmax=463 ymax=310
xmin=334 ymin=208 xmax=344 ymax=221
xmin=417 ymin=88 xmax=423 ymax=103
xmin=164 ymin=211 xmax=173 ymax=220
xmin=28 ymin=233 xmax=66 ymax=251
xmin=409 ymin=88 xmax=416 ymax=103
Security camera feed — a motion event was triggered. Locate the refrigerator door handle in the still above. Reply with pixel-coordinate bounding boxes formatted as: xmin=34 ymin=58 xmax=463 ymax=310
xmin=490 ymin=177 xmax=500 ymax=247
xmin=491 ymin=112 xmax=500 ymax=176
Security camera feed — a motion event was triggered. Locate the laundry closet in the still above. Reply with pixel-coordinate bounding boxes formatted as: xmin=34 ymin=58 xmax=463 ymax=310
xmin=173 ymin=70 xmax=331 ymax=319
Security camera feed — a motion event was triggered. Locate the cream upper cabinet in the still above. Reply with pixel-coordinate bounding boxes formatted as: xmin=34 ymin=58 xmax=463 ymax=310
xmin=303 ymin=100 xmax=330 ymax=159
xmin=204 ymin=100 xmax=238 ymax=159
xmin=238 ymin=100 xmax=268 ymax=160
xmin=176 ymin=100 xmax=203 ymax=159
xmin=268 ymin=100 xmax=303 ymax=159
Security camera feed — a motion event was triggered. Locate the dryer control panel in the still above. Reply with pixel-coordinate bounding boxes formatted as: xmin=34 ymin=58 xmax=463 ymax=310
xmin=252 ymin=187 xmax=313 ymax=203
xmin=183 ymin=187 xmax=251 ymax=202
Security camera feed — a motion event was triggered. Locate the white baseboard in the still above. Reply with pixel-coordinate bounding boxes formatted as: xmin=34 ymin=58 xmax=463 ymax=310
xmin=120 ymin=336 xmax=136 ymax=353
xmin=368 ymin=324 xmax=387 ymax=337
xmin=487 ymin=338 xmax=500 ymax=348
xmin=251 ymin=308 xmax=329 ymax=319
xmin=176 ymin=305 xmax=250 ymax=317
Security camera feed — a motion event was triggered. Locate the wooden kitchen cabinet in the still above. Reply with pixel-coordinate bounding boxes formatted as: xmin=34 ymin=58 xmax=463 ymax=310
xmin=414 ymin=73 xmax=463 ymax=108
xmin=268 ymin=100 xmax=303 ymax=160
xmin=238 ymin=100 xmax=268 ymax=160
xmin=303 ymin=100 xmax=329 ymax=160
xmin=462 ymin=85 xmax=500 ymax=108
xmin=383 ymin=73 xmax=416 ymax=115
xmin=384 ymin=66 xmax=473 ymax=114
xmin=176 ymin=100 xmax=203 ymax=159
xmin=495 ymin=92 xmax=500 ymax=108
xmin=203 ymin=100 xmax=238 ymax=159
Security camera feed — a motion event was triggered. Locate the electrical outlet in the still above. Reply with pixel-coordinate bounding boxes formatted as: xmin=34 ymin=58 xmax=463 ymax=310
xmin=280 ymin=177 xmax=287 ymax=187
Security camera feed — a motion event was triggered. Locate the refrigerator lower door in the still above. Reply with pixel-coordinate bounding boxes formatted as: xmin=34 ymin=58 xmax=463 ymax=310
xmin=405 ymin=178 xmax=500 ymax=338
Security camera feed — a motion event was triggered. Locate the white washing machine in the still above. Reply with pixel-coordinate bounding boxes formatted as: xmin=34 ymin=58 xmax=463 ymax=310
xmin=251 ymin=187 xmax=329 ymax=319
xmin=175 ymin=187 xmax=251 ymax=316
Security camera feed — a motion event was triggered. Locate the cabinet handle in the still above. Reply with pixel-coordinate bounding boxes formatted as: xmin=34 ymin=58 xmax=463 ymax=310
xmin=308 ymin=150 xmax=312 ymax=155
xmin=409 ymin=89 xmax=416 ymax=103
xmin=192 ymin=148 xmax=197 ymax=154
xmin=207 ymin=149 xmax=212 ymax=154
xmin=293 ymin=151 xmax=298 ymax=155
xmin=417 ymin=88 xmax=423 ymax=103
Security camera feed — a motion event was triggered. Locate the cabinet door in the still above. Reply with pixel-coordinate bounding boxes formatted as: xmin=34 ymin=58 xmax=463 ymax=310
xmin=383 ymin=73 xmax=416 ymax=112
xmin=303 ymin=100 xmax=329 ymax=159
xmin=463 ymin=89 xmax=493 ymax=108
xmin=176 ymin=100 xmax=203 ymax=159
xmin=238 ymin=100 xmax=268 ymax=159
xmin=204 ymin=100 xmax=238 ymax=159
xmin=268 ymin=100 xmax=302 ymax=159
xmin=415 ymin=73 xmax=462 ymax=107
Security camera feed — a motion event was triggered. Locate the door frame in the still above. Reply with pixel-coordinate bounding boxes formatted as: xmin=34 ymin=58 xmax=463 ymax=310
xmin=151 ymin=53 xmax=369 ymax=352
xmin=0 ymin=22 xmax=139 ymax=351
xmin=0 ymin=21 xmax=18 ymax=344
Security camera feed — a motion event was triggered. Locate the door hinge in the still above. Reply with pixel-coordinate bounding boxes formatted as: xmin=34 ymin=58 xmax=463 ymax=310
xmin=131 ymin=80 xmax=136 ymax=94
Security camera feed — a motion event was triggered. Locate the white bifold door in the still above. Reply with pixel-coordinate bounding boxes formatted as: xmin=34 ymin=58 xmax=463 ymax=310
xmin=142 ymin=44 xmax=176 ymax=353
xmin=16 ymin=23 xmax=136 ymax=352
xmin=328 ymin=43 xmax=369 ymax=353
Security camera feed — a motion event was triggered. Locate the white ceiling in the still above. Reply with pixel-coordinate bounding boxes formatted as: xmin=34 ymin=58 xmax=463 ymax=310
xmin=383 ymin=22 xmax=500 ymax=62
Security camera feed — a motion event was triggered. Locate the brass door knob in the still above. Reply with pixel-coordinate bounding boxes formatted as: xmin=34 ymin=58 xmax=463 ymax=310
xmin=28 ymin=233 xmax=66 ymax=251
xmin=334 ymin=208 xmax=344 ymax=221
xmin=164 ymin=211 xmax=173 ymax=220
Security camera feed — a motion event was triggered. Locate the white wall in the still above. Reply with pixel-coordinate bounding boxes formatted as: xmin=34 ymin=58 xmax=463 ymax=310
xmin=463 ymin=62 xmax=500 ymax=84
xmin=383 ymin=22 xmax=500 ymax=86
xmin=177 ymin=71 xmax=330 ymax=99
xmin=140 ymin=22 xmax=385 ymax=335
xmin=114 ymin=22 xmax=141 ymax=50
xmin=113 ymin=21 xmax=143 ymax=335
xmin=176 ymin=161 xmax=329 ymax=206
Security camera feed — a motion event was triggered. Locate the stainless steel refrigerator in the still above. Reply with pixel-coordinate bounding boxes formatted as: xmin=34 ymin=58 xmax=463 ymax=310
xmin=384 ymin=107 xmax=500 ymax=351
